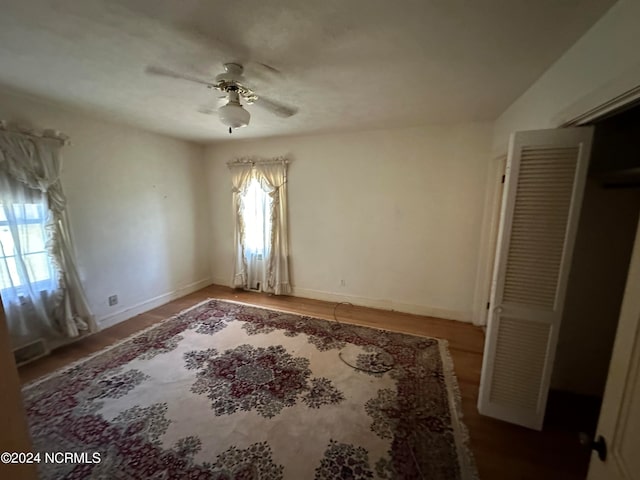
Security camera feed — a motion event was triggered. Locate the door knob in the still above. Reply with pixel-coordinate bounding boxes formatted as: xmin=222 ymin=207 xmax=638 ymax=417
xmin=494 ymin=306 xmax=503 ymax=314
xmin=579 ymin=433 xmax=607 ymax=461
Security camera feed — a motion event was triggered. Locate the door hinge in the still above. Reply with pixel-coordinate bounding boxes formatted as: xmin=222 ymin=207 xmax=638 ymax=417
xmin=501 ymin=174 xmax=505 ymax=184
xmin=486 ymin=302 xmax=490 ymax=310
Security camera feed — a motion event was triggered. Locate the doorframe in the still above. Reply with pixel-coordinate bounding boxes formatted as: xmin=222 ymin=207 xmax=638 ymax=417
xmin=553 ymin=64 xmax=640 ymax=127
xmin=586 ymin=207 xmax=640 ymax=479
xmin=472 ymin=153 xmax=507 ymax=326
xmin=0 ymin=300 xmax=38 ymax=479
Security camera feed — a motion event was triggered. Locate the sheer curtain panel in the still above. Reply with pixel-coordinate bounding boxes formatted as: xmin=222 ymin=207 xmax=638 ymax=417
xmin=242 ymin=177 xmax=272 ymax=290
xmin=0 ymin=128 xmax=95 ymax=347
xmin=254 ymin=161 xmax=291 ymax=295
xmin=229 ymin=163 xmax=253 ymax=289
xmin=0 ymin=175 xmax=58 ymax=344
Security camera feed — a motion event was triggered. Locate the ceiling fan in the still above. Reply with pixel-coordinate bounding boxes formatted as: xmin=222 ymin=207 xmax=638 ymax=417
xmin=145 ymin=62 xmax=298 ymax=133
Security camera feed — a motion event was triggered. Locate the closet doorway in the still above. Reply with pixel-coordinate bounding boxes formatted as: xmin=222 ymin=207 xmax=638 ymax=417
xmin=549 ymin=102 xmax=640 ymax=442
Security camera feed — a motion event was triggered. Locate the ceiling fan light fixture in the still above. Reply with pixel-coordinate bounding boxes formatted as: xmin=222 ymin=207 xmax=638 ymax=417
xmin=218 ymin=89 xmax=250 ymax=129
xmin=219 ymin=102 xmax=250 ymax=128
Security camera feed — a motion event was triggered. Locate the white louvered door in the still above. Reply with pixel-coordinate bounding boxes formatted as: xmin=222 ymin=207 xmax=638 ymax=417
xmin=478 ymin=127 xmax=593 ymax=430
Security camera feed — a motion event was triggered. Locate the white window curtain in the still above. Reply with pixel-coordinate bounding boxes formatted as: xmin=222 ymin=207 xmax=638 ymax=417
xmin=242 ymin=177 xmax=273 ymax=291
xmin=229 ymin=158 xmax=291 ymax=295
xmin=0 ymin=128 xmax=96 ymax=348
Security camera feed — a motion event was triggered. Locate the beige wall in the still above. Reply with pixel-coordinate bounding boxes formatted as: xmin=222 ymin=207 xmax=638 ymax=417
xmin=493 ymin=0 xmax=640 ymax=151
xmin=0 ymin=88 xmax=211 ymax=328
xmin=205 ymin=123 xmax=493 ymax=322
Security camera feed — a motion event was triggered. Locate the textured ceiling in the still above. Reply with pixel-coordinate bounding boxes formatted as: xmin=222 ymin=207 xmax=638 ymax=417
xmin=0 ymin=0 xmax=616 ymax=142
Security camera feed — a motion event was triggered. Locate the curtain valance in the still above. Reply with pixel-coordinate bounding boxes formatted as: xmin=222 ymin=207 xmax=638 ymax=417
xmin=0 ymin=130 xmax=64 ymax=192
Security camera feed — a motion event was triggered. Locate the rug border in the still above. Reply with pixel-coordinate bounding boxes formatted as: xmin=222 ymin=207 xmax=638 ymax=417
xmin=22 ymin=297 xmax=480 ymax=479
xmin=213 ymin=297 xmax=449 ymax=341
xmin=439 ymin=341 xmax=481 ymax=480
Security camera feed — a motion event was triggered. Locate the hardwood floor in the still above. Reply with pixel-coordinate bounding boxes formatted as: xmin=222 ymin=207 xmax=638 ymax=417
xmin=19 ymin=285 xmax=594 ymax=479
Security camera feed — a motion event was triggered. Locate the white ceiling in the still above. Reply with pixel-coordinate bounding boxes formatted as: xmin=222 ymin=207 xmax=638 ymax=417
xmin=0 ymin=0 xmax=615 ymax=142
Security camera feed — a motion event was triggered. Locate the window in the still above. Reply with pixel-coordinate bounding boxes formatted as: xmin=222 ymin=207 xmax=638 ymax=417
xmin=0 ymin=131 xmax=95 ymax=342
xmin=0 ymin=202 xmax=54 ymax=291
xmin=230 ymin=161 xmax=290 ymax=294
xmin=240 ymin=177 xmax=272 ymax=257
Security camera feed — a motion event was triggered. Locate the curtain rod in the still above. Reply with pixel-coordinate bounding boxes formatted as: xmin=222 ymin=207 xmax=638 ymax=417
xmin=227 ymin=156 xmax=289 ymax=167
xmin=0 ymin=121 xmax=70 ymax=145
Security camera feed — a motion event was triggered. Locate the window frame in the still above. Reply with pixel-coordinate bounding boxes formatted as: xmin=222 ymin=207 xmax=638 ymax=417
xmin=0 ymin=202 xmax=55 ymax=293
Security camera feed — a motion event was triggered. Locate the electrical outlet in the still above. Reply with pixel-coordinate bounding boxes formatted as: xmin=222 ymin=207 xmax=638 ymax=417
xmin=108 ymin=295 xmax=118 ymax=306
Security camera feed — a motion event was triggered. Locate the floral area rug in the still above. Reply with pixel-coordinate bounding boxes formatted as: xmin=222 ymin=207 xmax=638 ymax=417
xmin=23 ymin=299 xmax=479 ymax=479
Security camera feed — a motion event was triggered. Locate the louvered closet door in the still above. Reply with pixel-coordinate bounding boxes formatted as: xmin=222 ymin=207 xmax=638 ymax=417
xmin=478 ymin=128 xmax=593 ymax=430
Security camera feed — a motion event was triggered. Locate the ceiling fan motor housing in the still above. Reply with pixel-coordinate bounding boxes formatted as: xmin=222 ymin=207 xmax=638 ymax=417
xmin=214 ymin=63 xmax=244 ymax=83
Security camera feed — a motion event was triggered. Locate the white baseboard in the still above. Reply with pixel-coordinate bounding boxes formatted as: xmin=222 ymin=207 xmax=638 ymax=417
xmin=291 ymin=286 xmax=471 ymax=323
xmin=210 ymin=276 xmax=471 ymax=323
xmin=97 ymin=277 xmax=213 ymax=330
xmin=211 ymin=277 xmax=473 ymax=323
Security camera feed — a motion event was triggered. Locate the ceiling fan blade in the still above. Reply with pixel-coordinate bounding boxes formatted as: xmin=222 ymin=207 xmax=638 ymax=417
xmin=241 ymin=61 xmax=287 ymax=86
xmin=255 ymin=62 xmax=283 ymax=76
xmin=254 ymin=96 xmax=298 ymax=118
xmin=145 ymin=65 xmax=215 ymax=87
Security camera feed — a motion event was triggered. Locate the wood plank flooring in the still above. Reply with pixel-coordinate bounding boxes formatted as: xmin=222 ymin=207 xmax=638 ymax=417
xmin=19 ymin=285 xmax=594 ymax=479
